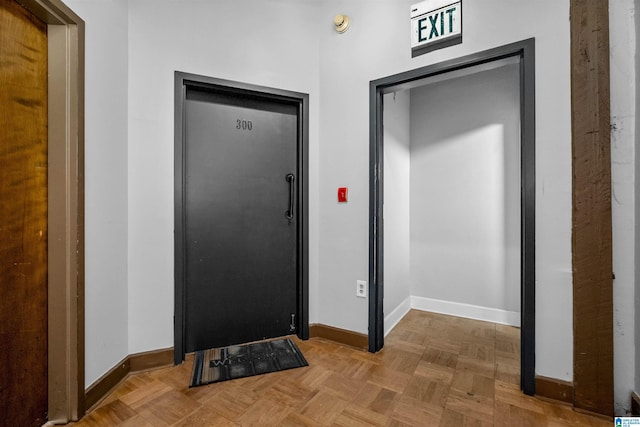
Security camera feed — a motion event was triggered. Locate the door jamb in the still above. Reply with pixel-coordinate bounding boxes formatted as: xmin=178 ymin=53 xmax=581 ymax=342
xmin=173 ymin=72 xmax=310 ymax=364
xmin=368 ymin=38 xmax=536 ymax=395
xmin=16 ymin=0 xmax=86 ymax=422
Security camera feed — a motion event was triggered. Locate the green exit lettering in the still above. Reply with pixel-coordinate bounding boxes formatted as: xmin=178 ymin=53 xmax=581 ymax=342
xmin=418 ymin=6 xmax=457 ymax=42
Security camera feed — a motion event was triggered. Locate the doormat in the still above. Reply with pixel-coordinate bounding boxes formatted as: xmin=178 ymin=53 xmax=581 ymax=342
xmin=190 ymin=338 xmax=308 ymax=387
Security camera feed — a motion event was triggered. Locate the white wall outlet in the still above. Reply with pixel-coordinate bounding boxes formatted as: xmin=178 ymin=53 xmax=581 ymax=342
xmin=356 ymin=280 xmax=367 ymax=298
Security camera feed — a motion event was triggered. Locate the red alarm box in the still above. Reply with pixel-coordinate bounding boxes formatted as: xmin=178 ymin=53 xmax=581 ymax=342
xmin=338 ymin=187 xmax=348 ymax=203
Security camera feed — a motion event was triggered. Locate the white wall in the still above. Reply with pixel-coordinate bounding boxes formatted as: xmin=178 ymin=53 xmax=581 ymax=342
xmin=409 ymin=64 xmax=520 ymax=320
xmin=383 ymin=91 xmax=412 ymax=332
xmin=63 ymin=0 xmax=130 ymax=387
xmin=318 ymin=0 xmax=572 ymax=380
xmin=126 ymin=0 xmax=321 ymax=354
xmin=610 ymin=0 xmax=638 ymax=415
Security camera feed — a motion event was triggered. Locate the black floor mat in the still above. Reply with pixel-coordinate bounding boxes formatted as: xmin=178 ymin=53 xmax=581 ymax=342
xmin=190 ymin=338 xmax=308 ymax=387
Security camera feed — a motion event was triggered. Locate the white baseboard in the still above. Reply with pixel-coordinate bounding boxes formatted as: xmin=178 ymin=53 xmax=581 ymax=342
xmin=411 ymin=296 xmax=520 ymax=327
xmin=384 ymin=296 xmax=412 ymax=336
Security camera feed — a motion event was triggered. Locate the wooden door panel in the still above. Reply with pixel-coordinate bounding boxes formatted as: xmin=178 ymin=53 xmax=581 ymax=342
xmin=0 ymin=0 xmax=48 ymax=425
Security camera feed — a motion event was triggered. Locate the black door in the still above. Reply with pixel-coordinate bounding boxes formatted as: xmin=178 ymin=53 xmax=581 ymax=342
xmin=180 ymin=84 xmax=301 ymax=354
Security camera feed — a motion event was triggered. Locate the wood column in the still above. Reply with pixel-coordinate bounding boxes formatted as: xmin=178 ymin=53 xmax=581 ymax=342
xmin=570 ymin=0 xmax=613 ymax=417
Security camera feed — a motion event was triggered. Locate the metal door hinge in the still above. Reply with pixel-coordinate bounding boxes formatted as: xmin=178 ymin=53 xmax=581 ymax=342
xmin=289 ymin=314 xmax=296 ymax=332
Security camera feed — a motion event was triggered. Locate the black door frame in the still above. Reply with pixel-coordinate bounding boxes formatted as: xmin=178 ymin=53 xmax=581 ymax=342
xmin=368 ymin=38 xmax=536 ymax=395
xmin=174 ymin=72 xmax=309 ymax=364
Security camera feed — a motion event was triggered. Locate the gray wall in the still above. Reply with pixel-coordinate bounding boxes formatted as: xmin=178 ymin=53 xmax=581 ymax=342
xmin=409 ymin=63 xmax=521 ymax=315
xmin=383 ymin=91 xmax=412 ymax=330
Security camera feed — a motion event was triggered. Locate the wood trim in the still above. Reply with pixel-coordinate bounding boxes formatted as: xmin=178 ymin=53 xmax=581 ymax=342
xmin=309 ymin=324 xmax=368 ymax=350
xmin=535 ymin=376 xmax=574 ymax=405
xmin=85 ymin=348 xmax=174 ymax=411
xmin=570 ymin=0 xmax=613 ymax=417
xmin=48 ymin=21 xmax=85 ymax=422
xmin=632 ymin=391 xmax=640 ymax=416
xmin=17 ymin=0 xmax=86 ymax=423
xmin=85 ymin=358 xmax=130 ymax=411
xmin=129 ymin=348 xmax=174 ymax=372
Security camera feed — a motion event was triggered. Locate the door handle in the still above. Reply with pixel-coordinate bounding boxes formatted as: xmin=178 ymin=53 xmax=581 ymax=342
xmin=285 ymin=173 xmax=295 ymax=221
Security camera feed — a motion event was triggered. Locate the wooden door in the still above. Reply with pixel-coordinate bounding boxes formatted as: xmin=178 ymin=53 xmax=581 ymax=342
xmin=0 ymin=0 xmax=48 ymax=424
xmin=183 ymin=89 xmax=299 ymax=352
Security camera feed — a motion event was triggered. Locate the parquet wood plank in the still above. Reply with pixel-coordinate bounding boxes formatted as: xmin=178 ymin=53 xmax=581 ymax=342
xmin=422 ymin=347 xmax=459 ymax=369
xmin=459 ymin=342 xmax=495 ymax=362
xmin=182 ymin=379 xmax=225 ymax=404
xmin=135 ymin=390 xmax=201 ymax=426
xmin=494 ymin=380 xmax=545 ymax=414
xmin=438 ymin=408 xmax=463 ymax=427
xmin=427 ymin=337 xmax=464 ymax=354
xmin=455 ymin=355 xmax=496 ymax=379
xmin=444 ymin=388 xmax=494 ymax=424
xmin=378 ymin=348 xmax=422 ymax=375
xmin=74 ymin=400 xmax=137 ymax=427
xmin=367 ymin=364 xmax=413 ymax=393
xmin=262 ymin=378 xmax=318 ymax=409
xmin=172 ymin=406 xmax=236 ymax=427
xmin=541 ymin=402 xmax=611 ymax=427
xmin=299 ymin=390 xmax=348 ymax=425
xmin=389 ymin=396 xmax=442 ymax=426
xmin=235 ymin=398 xmax=292 ymax=426
xmin=296 ymin=364 xmax=334 ymax=390
xmin=318 ymin=371 xmax=367 ymax=402
xmin=117 ymin=376 xmax=173 ymax=410
xmin=413 ymin=359 xmax=455 ymax=384
xmin=206 ymin=387 xmax=258 ymax=421
xmin=117 ymin=414 xmax=156 ymax=427
xmin=494 ymin=401 xmax=547 ymax=427
xmin=280 ymin=412 xmax=321 ymax=426
xmin=403 ymin=375 xmax=449 ymax=407
xmin=69 ymin=310 xmax=613 ymax=427
xmin=450 ymin=371 xmax=494 ymax=399
xmin=339 ymin=356 xmax=377 ymax=380
xmin=333 ymin=403 xmax=389 ymax=426
xmin=368 ymin=388 xmax=398 ymax=416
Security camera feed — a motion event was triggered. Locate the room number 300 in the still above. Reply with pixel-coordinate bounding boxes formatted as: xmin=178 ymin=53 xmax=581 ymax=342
xmin=236 ymin=119 xmax=253 ymax=131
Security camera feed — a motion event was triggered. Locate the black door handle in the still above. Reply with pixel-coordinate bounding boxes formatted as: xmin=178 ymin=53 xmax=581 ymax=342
xmin=285 ymin=173 xmax=295 ymax=220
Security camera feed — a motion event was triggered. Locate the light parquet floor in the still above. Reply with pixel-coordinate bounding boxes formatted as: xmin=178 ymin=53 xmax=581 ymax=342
xmin=71 ymin=310 xmax=610 ymax=426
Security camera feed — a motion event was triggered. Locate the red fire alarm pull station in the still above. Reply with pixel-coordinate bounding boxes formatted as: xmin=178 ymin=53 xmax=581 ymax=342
xmin=338 ymin=187 xmax=348 ymax=203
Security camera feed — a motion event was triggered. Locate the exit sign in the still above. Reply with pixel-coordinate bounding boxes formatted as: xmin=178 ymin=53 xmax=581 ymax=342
xmin=411 ymin=0 xmax=462 ymax=57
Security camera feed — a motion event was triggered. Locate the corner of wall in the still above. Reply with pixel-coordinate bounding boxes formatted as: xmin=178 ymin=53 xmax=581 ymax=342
xmin=609 ymin=0 xmax=638 ymax=414
xmin=635 ymin=0 xmax=640 ymax=397
xmin=64 ymin=0 xmax=131 ymax=388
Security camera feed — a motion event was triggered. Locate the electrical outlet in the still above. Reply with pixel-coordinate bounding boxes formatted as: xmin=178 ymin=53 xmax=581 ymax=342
xmin=356 ymin=280 xmax=367 ymax=298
